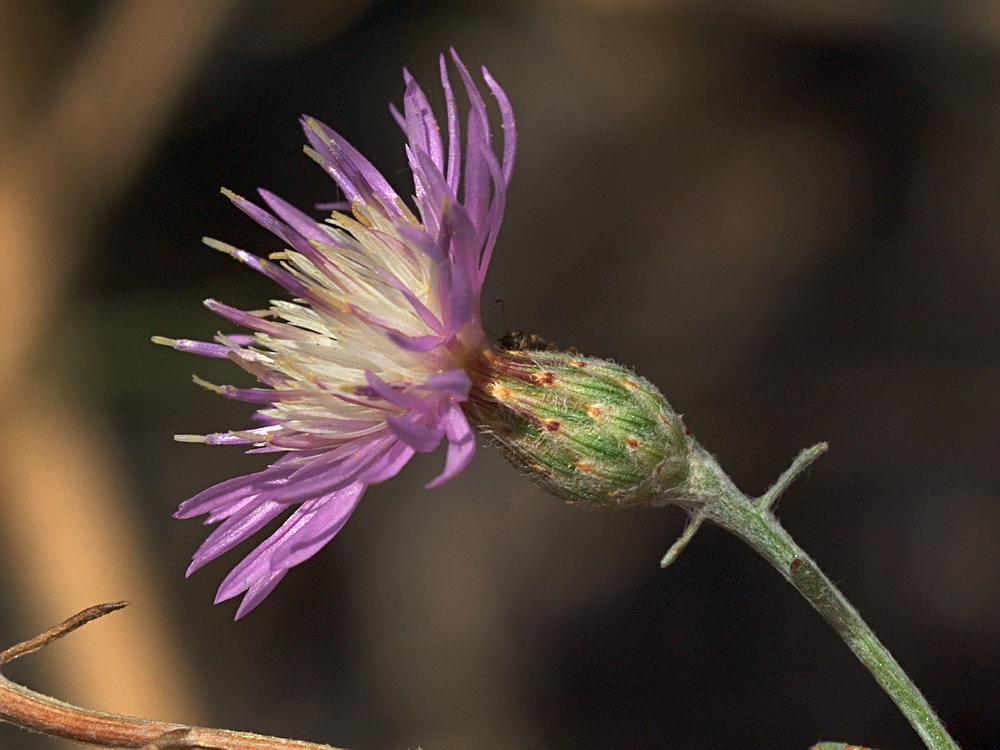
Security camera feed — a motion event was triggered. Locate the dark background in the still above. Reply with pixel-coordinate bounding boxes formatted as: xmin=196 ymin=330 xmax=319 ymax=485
xmin=1 ymin=1 xmax=999 ymax=749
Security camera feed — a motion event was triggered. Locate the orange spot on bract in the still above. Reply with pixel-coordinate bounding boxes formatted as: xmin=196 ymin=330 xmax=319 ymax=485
xmin=623 ymin=378 xmax=640 ymax=390
xmin=489 ymin=383 xmax=513 ymax=401
xmin=585 ymin=404 xmax=603 ymax=418
xmin=626 ymin=437 xmax=639 ymax=448
xmin=570 ymin=360 xmax=587 ymax=368
xmin=574 ymin=461 xmax=595 ymax=473
xmin=543 ymin=419 xmax=561 ymax=432
xmin=531 ymin=371 xmax=556 ymax=385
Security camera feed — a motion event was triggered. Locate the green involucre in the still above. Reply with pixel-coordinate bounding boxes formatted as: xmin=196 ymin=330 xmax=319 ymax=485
xmin=464 ymin=350 xmax=693 ymax=507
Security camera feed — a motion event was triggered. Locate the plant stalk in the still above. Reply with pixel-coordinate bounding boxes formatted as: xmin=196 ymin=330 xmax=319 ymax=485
xmin=676 ymin=443 xmax=959 ymax=750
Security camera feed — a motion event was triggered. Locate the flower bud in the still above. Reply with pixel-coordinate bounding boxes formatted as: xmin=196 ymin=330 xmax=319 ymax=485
xmin=464 ymin=348 xmax=693 ymax=507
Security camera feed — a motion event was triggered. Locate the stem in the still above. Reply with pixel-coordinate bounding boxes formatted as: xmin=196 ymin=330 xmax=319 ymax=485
xmin=0 ymin=604 xmax=343 ymax=749
xmin=680 ymin=444 xmax=959 ymax=750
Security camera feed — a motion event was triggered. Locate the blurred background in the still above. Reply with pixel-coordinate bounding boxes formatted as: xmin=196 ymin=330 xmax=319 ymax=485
xmin=2 ymin=1 xmax=999 ymax=748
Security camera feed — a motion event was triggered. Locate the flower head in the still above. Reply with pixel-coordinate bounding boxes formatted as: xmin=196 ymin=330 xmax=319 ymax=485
xmin=157 ymin=51 xmax=515 ymax=617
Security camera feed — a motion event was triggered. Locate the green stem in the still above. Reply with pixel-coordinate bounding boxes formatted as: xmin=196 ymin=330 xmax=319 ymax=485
xmin=678 ymin=443 xmax=959 ymax=750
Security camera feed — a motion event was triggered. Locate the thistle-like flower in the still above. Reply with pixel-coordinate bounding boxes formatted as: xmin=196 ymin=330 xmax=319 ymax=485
xmin=159 ymin=51 xmax=692 ymax=617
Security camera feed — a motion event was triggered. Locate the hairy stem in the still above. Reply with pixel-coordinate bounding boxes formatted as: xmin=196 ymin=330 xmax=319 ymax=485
xmin=678 ymin=443 xmax=959 ymax=750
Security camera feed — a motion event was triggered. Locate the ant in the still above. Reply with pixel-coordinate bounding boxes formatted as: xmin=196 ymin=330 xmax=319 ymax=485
xmin=494 ymin=299 xmax=575 ymax=353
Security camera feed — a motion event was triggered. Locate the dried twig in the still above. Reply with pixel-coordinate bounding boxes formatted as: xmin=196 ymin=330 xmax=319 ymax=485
xmin=0 ymin=604 xmax=345 ymax=749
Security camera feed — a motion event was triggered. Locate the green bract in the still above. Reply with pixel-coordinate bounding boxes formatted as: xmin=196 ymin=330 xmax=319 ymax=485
xmin=464 ymin=349 xmax=693 ymax=507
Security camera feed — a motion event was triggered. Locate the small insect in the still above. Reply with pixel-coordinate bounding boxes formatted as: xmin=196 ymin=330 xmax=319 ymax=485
xmin=498 ymin=329 xmax=560 ymax=351
xmin=494 ymin=299 xmax=575 ymax=353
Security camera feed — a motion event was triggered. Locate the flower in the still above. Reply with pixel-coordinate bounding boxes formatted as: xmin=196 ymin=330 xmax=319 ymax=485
xmin=156 ymin=51 xmax=516 ymax=618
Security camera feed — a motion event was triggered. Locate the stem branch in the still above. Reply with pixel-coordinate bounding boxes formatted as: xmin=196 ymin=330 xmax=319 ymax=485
xmin=681 ymin=444 xmax=959 ymax=750
xmin=0 ymin=604 xmax=344 ymax=749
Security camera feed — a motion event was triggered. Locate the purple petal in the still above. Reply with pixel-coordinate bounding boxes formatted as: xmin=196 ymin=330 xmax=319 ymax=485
xmin=203 ymin=299 xmax=313 ymax=340
xmin=387 ymin=332 xmax=445 ymax=352
xmin=174 ymin=464 xmax=295 ymax=520
xmin=357 ymin=440 xmax=416 ymax=484
xmin=449 ymin=50 xmax=492 ymax=231
xmin=363 ymin=371 xmax=422 ymax=409
xmin=154 ymin=337 xmax=232 ymax=359
xmin=257 ymin=189 xmax=332 ymax=245
xmin=212 ymin=385 xmax=310 ymax=403
xmin=473 ymin=136 xmax=508 ymax=282
xmin=269 ymin=483 xmax=365 ymax=570
xmin=187 ymin=499 xmax=286 ymax=574
xmin=387 ymin=412 xmax=444 ymax=453
xmin=439 ymin=53 xmax=462 ymax=194
xmin=435 ymin=201 xmax=479 ymax=330
xmin=315 ymin=200 xmax=352 ymax=211
xmin=400 ymin=69 xmax=444 ymax=173
xmin=258 ymin=438 xmax=390 ymax=503
xmin=481 ymin=64 xmax=517 ymax=186
xmin=215 ymin=485 xmax=365 ymax=618
xmin=425 ymin=369 xmax=472 ymax=399
xmin=425 ymin=405 xmax=476 ymax=489
xmin=223 ymin=334 xmax=256 ymax=346
xmin=203 ymin=238 xmax=312 ymax=299
xmin=225 ymin=190 xmax=337 ymax=270
xmin=228 ymin=570 xmax=288 ymax=620
xmin=301 ymin=117 xmax=402 ymax=217
xmin=410 ymin=148 xmax=455 ymax=240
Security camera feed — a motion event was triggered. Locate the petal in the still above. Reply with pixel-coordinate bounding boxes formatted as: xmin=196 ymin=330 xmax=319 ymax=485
xmin=301 ymin=117 xmax=402 ymax=217
xmin=387 ymin=412 xmax=444 ymax=453
xmin=257 ymin=189 xmax=332 ymax=245
xmin=439 ymin=53 xmax=462 ymax=194
xmin=387 ymin=332 xmax=445 ymax=352
xmin=152 ymin=337 xmax=232 ymax=359
xmin=175 ymin=463 xmax=295 ymax=520
xmin=363 ymin=370 xmax=422 ymax=409
xmin=269 ymin=483 xmax=365 ymax=570
xmin=225 ymin=189 xmax=337 ymax=268
xmin=374 ymin=266 xmax=446 ymax=335
xmin=357 ymin=440 xmax=416 ymax=484
xmin=203 ymin=237 xmax=312 ymax=299
xmin=187 ymin=498 xmax=286 ymax=574
xmin=216 ymin=485 xmax=365 ymax=617
xmin=203 ymin=299 xmax=316 ymax=341
xmin=481 ymin=62 xmax=517 ymax=186
xmin=400 ymin=68 xmax=444 ymax=172
xmin=426 ymin=405 xmax=476 ymax=488
xmin=425 ymin=369 xmax=472 ymax=399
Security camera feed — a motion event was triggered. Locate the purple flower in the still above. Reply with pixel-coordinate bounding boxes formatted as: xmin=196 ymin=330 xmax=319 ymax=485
xmin=156 ymin=51 xmax=515 ymax=618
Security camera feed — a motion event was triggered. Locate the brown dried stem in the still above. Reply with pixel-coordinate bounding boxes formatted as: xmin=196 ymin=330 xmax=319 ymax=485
xmin=0 ymin=604 xmax=345 ymax=750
